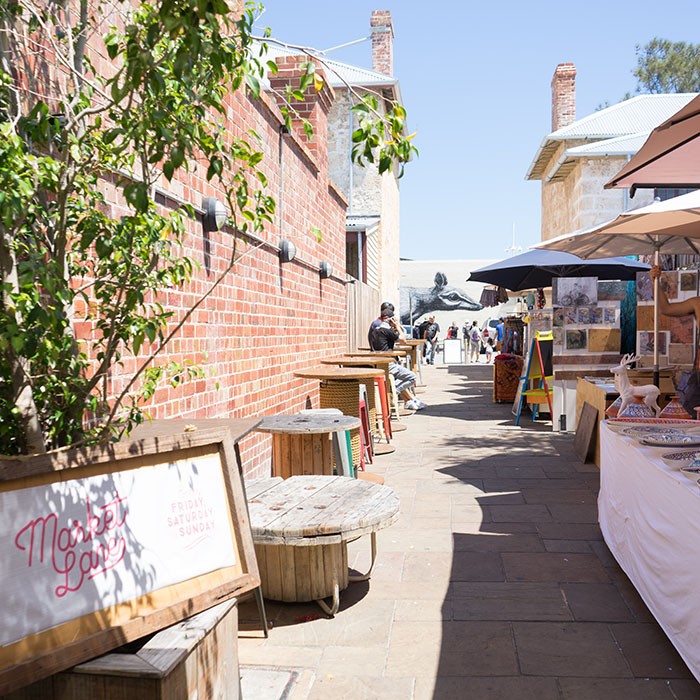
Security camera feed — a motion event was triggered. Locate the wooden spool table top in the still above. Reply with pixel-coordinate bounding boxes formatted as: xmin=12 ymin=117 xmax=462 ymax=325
xmin=348 ymin=350 xmax=406 ymax=359
xmin=245 ymin=475 xmax=400 ymax=546
xmin=294 ymin=366 xmax=384 ymax=381
xmin=399 ymin=339 xmax=426 ymax=347
xmin=256 ymin=413 xmax=360 ymax=435
xmin=321 ymin=356 xmax=394 ymax=368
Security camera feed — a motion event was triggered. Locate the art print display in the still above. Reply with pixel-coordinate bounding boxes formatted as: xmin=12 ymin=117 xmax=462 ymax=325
xmin=553 ymin=308 xmax=566 ymax=327
xmin=597 ymin=280 xmax=627 ymax=301
xmin=566 ymin=329 xmax=587 ymax=351
xmin=604 ymin=308 xmax=617 ymax=324
xmin=669 ymin=315 xmax=695 ymax=345
xmin=670 ymin=343 xmax=694 ymax=365
xmin=637 ymin=330 xmax=669 ymax=356
xmin=660 ymin=271 xmax=679 ymax=300
xmin=680 ymin=271 xmax=698 ymax=292
xmin=588 ymin=328 xmax=621 ymax=353
xmin=552 ymin=277 xmax=597 ymax=307
xmin=636 ymin=271 xmax=653 ymax=302
xmin=577 ymin=307 xmax=592 ymax=324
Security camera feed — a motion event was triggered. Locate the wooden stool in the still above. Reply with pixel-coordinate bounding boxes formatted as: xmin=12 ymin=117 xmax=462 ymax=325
xmin=374 ymin=375 xmax=392 ymax=442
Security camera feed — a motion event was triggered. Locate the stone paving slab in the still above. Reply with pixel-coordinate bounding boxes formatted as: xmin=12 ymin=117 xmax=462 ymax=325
xmin=237 ymin=364 xmax=700 ymax=698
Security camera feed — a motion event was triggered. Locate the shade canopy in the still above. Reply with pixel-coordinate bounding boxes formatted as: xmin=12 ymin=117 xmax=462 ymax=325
xmin=536 ymin=189 xmax=700 ymax=258
xmin=606 ymin=95 xmax=700 ymax=193
xmin=468 ymin=249 xmax=650 ymax=292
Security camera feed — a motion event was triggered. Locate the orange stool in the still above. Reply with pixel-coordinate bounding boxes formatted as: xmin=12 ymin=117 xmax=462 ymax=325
xmin=374 ymin=375 xmax=392 ymax=442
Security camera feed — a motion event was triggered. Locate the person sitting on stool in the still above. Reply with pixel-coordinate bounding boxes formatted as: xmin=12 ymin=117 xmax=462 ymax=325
xmin=369 ymin=306 xmax=427 ymax=411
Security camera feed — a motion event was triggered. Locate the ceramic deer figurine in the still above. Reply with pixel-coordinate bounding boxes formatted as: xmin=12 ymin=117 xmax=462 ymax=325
xmin=610 ymin=353 xmax=661 ymax=417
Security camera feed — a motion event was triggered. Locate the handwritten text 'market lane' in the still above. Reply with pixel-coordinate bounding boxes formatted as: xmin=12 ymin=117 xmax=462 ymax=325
xmin=14 ymin=492 xmax=128 ymax=597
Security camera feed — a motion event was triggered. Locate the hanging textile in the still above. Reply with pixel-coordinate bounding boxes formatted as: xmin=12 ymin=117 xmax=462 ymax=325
xmin=479 ymin=287 xmax=500 ymax=307
xmin=496 ymin=286 xmax=509 ymax=304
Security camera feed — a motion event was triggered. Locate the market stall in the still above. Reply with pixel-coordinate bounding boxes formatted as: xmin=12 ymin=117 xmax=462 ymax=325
xmin=599 ymin=422 xmax=700 ymax=681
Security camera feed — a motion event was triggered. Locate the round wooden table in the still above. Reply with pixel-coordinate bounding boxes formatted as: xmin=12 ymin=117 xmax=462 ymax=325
xmin=246 ymin=475 xmax=400 ymax=616
xmin=294 ymin=367 xmax=384 ymax=467
xmin=256 ymin=413 xmax=361 ymax=479
xmin=397 ymin=339 xmax=426 ymax=382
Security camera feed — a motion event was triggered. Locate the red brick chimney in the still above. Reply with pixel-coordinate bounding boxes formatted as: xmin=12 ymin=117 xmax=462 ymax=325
xmin=269 ymin=55 xmax=335 ymax=164
xmin=370 ymin=10 xmax=393 ymax=76
xmin=551 ymin=63 xmax=576 ymax=131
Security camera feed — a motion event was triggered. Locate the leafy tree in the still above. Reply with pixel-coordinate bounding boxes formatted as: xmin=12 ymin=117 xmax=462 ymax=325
xmin=634 ymin=38 xmax=700 ymax=93
xmin=0 ymin=0 xmax=416 ymax=456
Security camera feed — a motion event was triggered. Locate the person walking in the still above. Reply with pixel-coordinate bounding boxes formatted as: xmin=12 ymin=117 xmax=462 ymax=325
xmin=468 ymin=321 xmax=481 ymax=363
xmin=496 ymin=317 xmax=505 ymax=352
xmin=423 ymin=316 xmax=440 ymax=365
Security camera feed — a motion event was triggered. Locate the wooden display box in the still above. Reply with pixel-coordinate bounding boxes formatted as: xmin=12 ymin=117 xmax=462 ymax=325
xmin=4 ymin=601 xmax=240 ymax=700
xmin=627 ymin=368 xmax=675 ymax=395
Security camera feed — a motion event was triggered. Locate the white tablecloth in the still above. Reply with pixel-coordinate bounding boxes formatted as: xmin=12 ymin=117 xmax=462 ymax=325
xmin=599 ymin=422 xmax=700 ymax=681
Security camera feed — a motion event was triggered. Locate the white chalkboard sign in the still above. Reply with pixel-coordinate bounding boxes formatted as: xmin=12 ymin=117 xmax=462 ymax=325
xmin=0 ymin=427 xmax=260 ymax=695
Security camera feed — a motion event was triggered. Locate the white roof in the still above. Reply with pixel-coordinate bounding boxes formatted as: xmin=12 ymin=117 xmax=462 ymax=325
xmin=565 ymin=132 xmax=650 ymax=157
xmin=256 ymin=41 xmax=399 ymax=91
xmin=527 ymin=93 xmax=698 ymax=180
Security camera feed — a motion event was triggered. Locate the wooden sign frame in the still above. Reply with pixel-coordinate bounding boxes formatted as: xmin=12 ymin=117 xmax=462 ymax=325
xmin=0 ymin=428 xmax=260 ymax=696
xmin=574 ymin=401 xmax=599 ymax=463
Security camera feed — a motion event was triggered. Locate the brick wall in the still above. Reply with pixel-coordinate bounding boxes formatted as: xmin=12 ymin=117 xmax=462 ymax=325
xmin=85 ymin=20 xmax=349 ymax=478
xmin=371 ymin=10 xmax=394 ymax=76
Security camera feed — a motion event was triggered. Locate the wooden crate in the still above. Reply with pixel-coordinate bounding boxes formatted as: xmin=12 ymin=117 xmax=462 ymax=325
xmin=4 ymin=601 xmax=240 ymax=700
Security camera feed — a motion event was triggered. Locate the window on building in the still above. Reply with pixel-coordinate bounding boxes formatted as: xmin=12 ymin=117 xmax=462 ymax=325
xmin=654 ymin=187 xmax=697 ymax=201
xmin=346 ymin=231 xmax=366 ymax=282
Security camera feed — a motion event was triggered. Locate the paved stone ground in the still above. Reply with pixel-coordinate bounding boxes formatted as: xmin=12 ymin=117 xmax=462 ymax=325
xmin=238 ymin=363 xmax=700 ymax=699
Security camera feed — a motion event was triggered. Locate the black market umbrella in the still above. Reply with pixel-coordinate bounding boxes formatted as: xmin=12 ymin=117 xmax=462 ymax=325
xmin=467 ymin=249 xmax=650 ymax=292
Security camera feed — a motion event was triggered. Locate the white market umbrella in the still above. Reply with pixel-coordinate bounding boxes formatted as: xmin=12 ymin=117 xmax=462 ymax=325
xmin=535 ymin=190 xmax=700 ymax=375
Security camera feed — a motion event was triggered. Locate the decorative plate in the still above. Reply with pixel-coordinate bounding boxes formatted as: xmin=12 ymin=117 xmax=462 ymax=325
xmin=679 ymin=465 xmax=700 ymax=480
xmin=621 ymin=426 xmax=685 ymax=438
xmin=661 ymin=450 xmax=700 ymax=468
xmin=639 ymin=434 xmax=700 ymax=448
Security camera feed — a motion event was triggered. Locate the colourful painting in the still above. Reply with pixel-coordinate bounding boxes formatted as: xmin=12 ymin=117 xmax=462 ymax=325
xmin=591 ymin=308 xmax=604 ymax=324
xmin=680 ymin=271 xmax=698 ymax=293
xmin=604 ymin=308 xmax=616 ymax=324
xmin=565 ymin=307 xmax=578 ymax=324
xmin=566 ymin=329 xmax=587 ymax=351
xmin=636 ymin=271 xmax=653 ymax=302
xmin=598 ymin=281 xmax=628 ymax=301
xmin=660 ymin=271 xmax=678 ymax=300
xmin=669 ymin=315 xmax=695 ymax=344
xmin=637 ymin=330 xmax=669 ymax=356
xmin=552 ymin=327 xmax=564 ymax=346
xmin=577 ymin=307 xmax=592 ymax=324
xmin=553 ymin=308 xmax=566 ymax=327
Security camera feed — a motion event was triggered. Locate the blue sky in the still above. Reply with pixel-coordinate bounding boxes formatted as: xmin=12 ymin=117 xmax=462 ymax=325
xmin=254 ymin=1 xmax=699 ymax=261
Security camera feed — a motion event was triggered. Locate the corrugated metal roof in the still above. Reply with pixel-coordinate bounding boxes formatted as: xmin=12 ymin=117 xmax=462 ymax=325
xmin=565 ymin=132 xmax=650 ymax=157
xmin=527 ymin=93 xmax=698 ymax=180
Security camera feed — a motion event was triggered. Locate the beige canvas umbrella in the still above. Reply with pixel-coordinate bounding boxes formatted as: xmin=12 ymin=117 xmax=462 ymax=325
xmin=535 ymin=189 xmax=700 ymax=374
xmin=606 ymin=95 xmax=700 ymax=194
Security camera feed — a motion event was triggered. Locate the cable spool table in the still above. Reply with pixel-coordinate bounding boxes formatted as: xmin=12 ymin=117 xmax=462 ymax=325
xmin=246 ymin=475 xmax=400 ymax=616
xmin=396 ymin=339 xmax=426 ymax=384
xmin=255 ymin=413 xmax=361 ymax=478
xmin=294 ymin=366 xmax=384 ymax=468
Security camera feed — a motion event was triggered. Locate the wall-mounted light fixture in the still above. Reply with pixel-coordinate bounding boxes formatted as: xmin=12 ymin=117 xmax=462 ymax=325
xmin=319 ymin=261 xmax=333 ymax=279
xmin=279 ymin=238 xmax=297 ymax=263
xmin=202 ymin=197 xmax=227 ymax=232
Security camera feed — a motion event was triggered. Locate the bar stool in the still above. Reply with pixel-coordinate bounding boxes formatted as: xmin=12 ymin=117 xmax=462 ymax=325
xmin=358 ymin=392 xmax=372 ymax=470
xmin=374 ymin=375 xmax=392 ymax=442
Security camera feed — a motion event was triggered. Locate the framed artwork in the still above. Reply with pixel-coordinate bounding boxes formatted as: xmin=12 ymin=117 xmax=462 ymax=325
xmin=565 ymin=307 xmax=578 ymax=324
xmin=591 ymin=307 xmax=604 ymax=324
xmin=669 ymin=343 xmax=694 ymax=365
xmin=604 ymin=308 xmax=617 ymax=324
xmin=577 ymin=307 xmax=592 ymax=324
xmin=566 ymin=329 xmax=587 ymax=351
xmin=637 ymin=330 xmax=669 ymax=356
xmin=669 ymin=315 xmax=695 ymax=344
xmin=636 ymin=271 xmax=653 ymax=302
xmin=680 ymin=271 xmax=698 ymax=293
xmin=0 ymin=429 xmax=260 ymax=695
xmin=553 ymin=308 xmax=566 ymax=327
xmin=552 ymin=277 xmax=598 ymax=307
xmin=552 ymin=327 xmax=564 ymax=346
xmin=660 ymin=271 xmax=679 ymax=300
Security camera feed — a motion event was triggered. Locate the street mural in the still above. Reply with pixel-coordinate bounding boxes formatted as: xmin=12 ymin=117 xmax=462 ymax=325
xmin=399 ymin=272 xmax=482 ymax=325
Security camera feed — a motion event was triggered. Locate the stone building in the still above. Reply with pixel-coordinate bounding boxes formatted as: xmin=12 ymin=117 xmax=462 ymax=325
xmin=527 ymin=63 xmax=697 ymax=241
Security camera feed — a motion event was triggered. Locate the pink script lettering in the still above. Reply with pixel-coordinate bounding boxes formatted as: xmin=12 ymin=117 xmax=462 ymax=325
xmin=14 ymin=492 xmax=128 ymax=597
